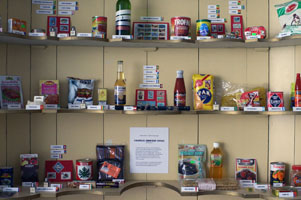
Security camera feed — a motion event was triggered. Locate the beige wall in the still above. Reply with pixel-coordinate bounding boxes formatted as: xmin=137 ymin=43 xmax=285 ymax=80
xmin=0 ymin=0 xmax=300 ymax=199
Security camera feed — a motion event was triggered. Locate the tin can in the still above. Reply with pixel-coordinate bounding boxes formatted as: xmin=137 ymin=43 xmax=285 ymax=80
xmin=171 ymin=17 xmax=191 ymax=37
xmin=0 ymin=167 xmax=13 ymax=186
xmin=267 ymin=92 xmax=284 ymax=108
xmin=271 ymin=162 xmax=286 ymax=187
xmin=196 ymin=19 xmax=211 ymax=36
xmin=92 ymin=16 xmax=107 ymax=39
xmin=76 ymin=159 xmax=93 ymax=181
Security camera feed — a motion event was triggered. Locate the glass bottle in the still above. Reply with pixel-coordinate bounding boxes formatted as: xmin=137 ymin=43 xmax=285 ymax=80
xmin=116 ymin=0 xmax=131 ymax=35
xmin=295 ymin=73 xmax=301 ymax=107
xmin=114 ymin=61 xmax=126 ymax=105
xmin=174 ymin=70 xmax=186 ymax=106
xmin=209 ymin=142 xmax=223 ymax=179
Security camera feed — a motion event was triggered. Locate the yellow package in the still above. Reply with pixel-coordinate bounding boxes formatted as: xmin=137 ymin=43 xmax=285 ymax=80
xmin=193 ymin=74 xmax=214 ymax=110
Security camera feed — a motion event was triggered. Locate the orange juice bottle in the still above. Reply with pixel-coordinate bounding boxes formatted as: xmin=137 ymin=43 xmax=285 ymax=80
xmin=209 ymin=142 xmax=223 ymax=179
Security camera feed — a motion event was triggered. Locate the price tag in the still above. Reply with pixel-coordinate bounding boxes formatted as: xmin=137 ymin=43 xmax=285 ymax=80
xmin=77 ymin=33 xmax=92 ymax=37
xmin=277 ymin=32 xmax=291 ymax=38
xmin=254 ymin=184 xmax=269 ymax=190
xmin=229 ymin=5 xmax=242 ymax=9
xmin=50 ymin=184 xmax=62 ymax=189
xmin=22 ymin=182 xmax=38 ymax=187
xmin=79 ymin=184 xmax=91 ymax=190
xmin=243 ymin=107 xmax=265 ymax=112
xmin=246 ymin=35 xmax=259 ymax=40
xmin=112 ymin=35 xmax=133 ymax=39
xmin=170 ymin=36 xmax=191 ymax=40
xmin=68 ymin=104 xmax=81 ymax=109
xmin=29 ymin=33 xmax=46 ymax=37
xmin=26 ymin=105 xmax=41 ymax=110
xmin=181 ymin=187 xmax=198 ymax=192
xmin=140 ymin=16 xmax=163 ymax=21
xmin=0 ymin=186 xmax=9 ymax=191
xmin=3 ymin=187 xmax=19 ymax=192
xmin=8 ymin=104 xmax=21 ymax=109
xmin=36 ymin=187 xmax=57 ymax=192
xmin=210 ymin=18 xmax=225 ymax=23
xmin=293 ymin=107 xmax=301 ymax=111
xmin=50 ymin=149 xmax=66 ymax=154
xmin=45 ymin=104 xmax=58 ymax=109
xmin=220 ymin=107 xmax=236 ymax=111
xmin=279 ymin=192 xmax=294 ymax=198
xmin=87 ymin=105 xmax=102 ymax=110
xmin=208 ymin=5 xmax=217 ymax=9
xmin=197 ymin=36 xmax=211 ymax=40
xmin=50 ymin=154 xmax=63 ymax=159
xmin=57 ymin=33 xmax=69 ymax=38
xmin=50 ymin=145 xmax=66 ymax=150
xmin=208 ymin=14 xmax=218 ymax=19
xmin=273 ymin=183 xmax=283 ymax=187
xmin=124 ymin=106 xmax=137 ymax=111
xmin=268 ymin=107 xmax=285 ymax=111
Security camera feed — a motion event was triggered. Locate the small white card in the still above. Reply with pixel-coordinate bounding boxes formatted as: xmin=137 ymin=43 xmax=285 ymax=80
xmin=58 ymin=6 xmax=78 ymax=11
xmin=144 ymin=70 xmax=159 ymax=75
xmin=144 ymin=65 xmax=158 ymax=70
xmin=170 ymin=36 xmax=191 ymax=40
xmin=273 ymin=183 xmax=283 ymax=187
xmin=50 ymin=184 xmax=62 ymax=189
xmin=244 ymin=107 xmax=265 ymax=112
xmin=124 ymin=106 xmax=137 ymax=111
xmin=36 ymin=187 xmax=57 ymax=192
xmin=45 ymin=104 xmax=58 ymax=109
xmin=293 ymin=107 xmax=301 ymax=111
xmin=8 ymin=104 xmax=21 ymax=109
xmin=109 ymin=105 xmax=115 ymax=110
xmin=140 ymin=16 xmax=163 ymax=21
xmin=34 ymin=96 xmax=44 ymax=103
xmin=87 ymin=105 xmax=102 ymax=110
xmin=3 ymin=187 xmax=19 ymax=192
xmin=208 ymin=5 xmax=217 ymax=9
xmin=68 ymin=104 xmax=81 ymax=109
xmin=208 ymin=14 xmax=218 ymax=19
xmin=59 ymin=1 xmax=77 ymax=6
xmin=197 ymin=36 xmax=211 ymax=40
xmin=208 ymin=10 xmax=217 ymax=14
xmin=29 ymin=33 xmax=46 ymax=37
xmin=79 ymin=184 xmax=91 ymax=190
xmin=181 ymin=187 xmax=198 ymax=192
xmin=246 ymin=35 xmax=259 ymax=40
xmin=210 ymin=18 xmax=225 ymax=23
xmin=36 ymin=10 xmax=54 ymax=15
xmin=50 ymin=154 xmax=63 ymax=159
xmin=143 ymin=79 xmax=159 ymax=84
xmin=40 ymin=5 xmax=55 ymax=9
xmin=57 ymin=33 xmax=69 ymax=38
xmin=268 ymin=107 xmax=285 ymax=111
xmin=220 ymin=107 xmax=236 ymax=111
xmin=77 ymin=33 xmax=92 ymax=37
xmin=50 ymin=145 xmax=66 ymax=150
xmin=229 ymin=1 xmax=239 ymax=5
xmin=229 ymin=10 xmax=241 ymax=14
xmin=139 ymin=84 xmax=162 ymax=89
xmin=22 ymin=182 xmax=37 ymax=187
xmin=26 ymin=105 xmax=41 ymax=110
xmin=32 ymin=0 xmax=54 ymax=4
xmin=144 ymin=75 xmax=158 ymax=79
xmin=50 ymin=149 xmax=66 ymax=154
xmin=58 ymin=11 xmax=74 ymax=15
xmin=254 ymin=184 xmax=269 ymax=190
xmin=112 ymin=35 xmax=133 ymax=39
xmin=229 ymin=5 xmax=242 ymax=9
xmin=279 ymin=192 xmax=294 ymax=198
xmin=277 ymin=32 xmax=292 ymax=38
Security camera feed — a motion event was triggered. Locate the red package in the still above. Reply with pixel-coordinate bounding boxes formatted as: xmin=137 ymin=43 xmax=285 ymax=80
xmin=45 ymin=160 xmax=73 ymax=182
xmin=239 ymin=90 xmax=260 ymax=107
xmin=47 ymin=16 xmax=71 ymax=36
xmin=267 ymin=92 xmax=284 ymax=108
xmin=244 ymin=26 xmax=266 ymax=39
xmin=231 ymin=15 xmax=243 ymax=39
xmin=136 ymin=89 xmax=167 ymax=107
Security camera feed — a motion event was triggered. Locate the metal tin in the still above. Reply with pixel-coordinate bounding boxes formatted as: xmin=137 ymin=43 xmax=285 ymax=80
xmin=0 ymin=167 xmax=13 ymax=187
xmin=196 ymin=19 xmax=211 ymax=36
xmin=270 ymin=162 xmax=286 ymax=186
xmin=171 ymin=16 xmax=191 ymax=37
xmin=76 ymin=159 xmax=93 ymax=181
xmin=92 ymin=16 xmax=107 ymax=39
xmin=267 ymin=92 xmax=284 ymax=108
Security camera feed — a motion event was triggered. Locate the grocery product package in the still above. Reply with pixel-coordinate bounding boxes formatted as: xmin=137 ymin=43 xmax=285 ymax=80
xmin=40 ymin=80 xmax=59 ymax=104
xmin=235 ymin=158 xmax=257 ymax=187
xmin=178 ymin=144 xmax=207 ymax=180
xmin=192 ymin=74 xmax=214 ymax=110
xmin=275 ymin=0 xmax=301 ymax=36
xmin=68 ymin=77 xmax=94 ymax=105
xmin=0 ymin=76 xmax=23 ymax=108
xmin=20 ymin=154 xmax=38 ymax=183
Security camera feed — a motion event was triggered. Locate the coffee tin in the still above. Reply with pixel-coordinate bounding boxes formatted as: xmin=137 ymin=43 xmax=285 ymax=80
xmin=0 ymin=167 xmax=13 ymax=187
xmin=92 ymin=16 xmax=107 ymax=38
xmin=196 ymin=19 xmax=211 ymax=36
xmin=171 ymin=16 xmax=191 ymax=37
xmin=76 ymin=159 xmax=93 ymax=181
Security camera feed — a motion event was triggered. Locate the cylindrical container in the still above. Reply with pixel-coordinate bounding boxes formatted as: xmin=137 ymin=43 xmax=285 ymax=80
xmin=171 ymin=17 xmax=191 ymax=37
xmin=76 ymin=159 xmax=93 ymax=181
xmin=0 ymin=167 xmax=13 ymax=187
xmin=92 ymin=16 xmax=107 ymax=39
xmin=270 ymin=162 xmax=286 ymax=187
xmin=196 ymin=19 xmax=211 ymax=36
xmin=291 ymin=165 xmax=301 ymax=187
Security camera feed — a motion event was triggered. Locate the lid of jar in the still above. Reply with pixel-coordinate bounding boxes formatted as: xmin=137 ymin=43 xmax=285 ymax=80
xmin=292 ymin=165 xmax=301 ymax=170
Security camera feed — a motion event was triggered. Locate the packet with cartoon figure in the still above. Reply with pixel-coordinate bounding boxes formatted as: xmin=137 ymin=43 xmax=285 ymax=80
xmin=192 ymin=74 xmax=214 ymax=110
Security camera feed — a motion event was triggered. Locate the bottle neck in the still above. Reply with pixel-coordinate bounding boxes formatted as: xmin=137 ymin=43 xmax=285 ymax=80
xmin=117 ymin=72 xmax=125 ymax=80
xmin=177 ymin=73 xmax=183 ymax=78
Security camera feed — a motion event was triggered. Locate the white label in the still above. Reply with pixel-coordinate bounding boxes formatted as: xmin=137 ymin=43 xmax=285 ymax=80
xmin=57 ymin=33 xmax=69 ymax=38
xmin=293 ymin=107 xmax=301 ymax=111
xmin=58 ymin=11 xmax=74 ymax=15
xmin=59 ymin=6 xmax=78 ymax=11
xmin=50 ymin=145 xmax=66 ymax=149
xmin=59 ymin=1 xmax=77 ymax=6
xmin=124 ymin=106 xmax=136 ymax=111
xmin=87 ymin=105 xmax=102 ymax=110
xmin=210 ymin=18 xmax=225 ymax=23
xmin=254 ymin=184 xmax=269 ymax=190
xmin=143 ymin=79 xmax=159 ymax=84
xmin=144 ymin=70 xmax=159 ymax=74
xmin=144 ymin=65 xmax=158 ymax=70
xmin=181 ymin=187 xmax=198 ymax=192
xmin=197 ymin=36 xmax=211 ymax=40
xmin=218 ymin=35 xmax=224 ymax=39
xmin=208 ymin=5 xmax=217 ymax=9
xmin=30 ymin=187 xmax=36 ymax=193
xmin=8 ymin=104 xmax=21 ymax=109
xmin=244 ymin=107 xmax=265 ymax=111
xmin=208 ymin=14 xmax=218 ymax=19
xmin=144 ymin=75 xmax=158 ymax=79
xmin=3 ymin=187 xmax=19 ymax=192
xmin=109 ymin=105 xmax=115 ymax=110
xmin=22 ymin=182 xmax=37 ymax=187
xmin=112 ymin=35 xmax=133 ymax=39
xmin=102 ymin=105 xmax=109 ymax=110
xmin=208 ymin=10 xmax=217 ymax=14
xmin=50 ymin=154 xmax=62 ymax=159
xmin=246 ymin=35 xmax=259 ymax=40
xmin=77 ymin=33 xmax=92 ymax=37
xmin=40 ymin=5 xmax=54 ymax=9
xmin=273 ymin=183 xmax=284 ymax=187
xmin=229 ymin=10 xmax=241 ymax=14
xmin=50 ymin=149 xmax=66 ymax=154
xmin=68 ymin=104 xmax=81 ymax=109
xmin=34 ymin=96 xmax=44 ymax=102
xmin=277 ymin=32 xmax=292 ymax=38
xmin=241 ymin=183 xmax=255 ymax=188
xmin=229 ymin=1 xmax=239 ymax=5
xmin=36 ymin=10 xmax=54 ymax=14
xmin=32 ymin=0 xmax=54 ymax=4
xmin=116 ymin=9 xmax=131 ymax=16
xmin=26 ymin=105 xmax=41 ymax=110
xmin=45 ymin=104 xmax=58 ymax=109
xmin=279 ymin=192 xmax=294 ymax=198
xmin=50 ymin=184 xmax=62 ymax=189
xmin=139 ymin=84 xmax=162 ymax=89
xmin=221 ymin=107 xmax=235 ymax=111
xmin=140 ymin=16 xmax=163 ymax=21
xmin=229 ymin=5 xmax=242 ymax=9
xmin=112 ymin=179 xmax=125 ymax=183
xmin=268 ymin=107 xmax=285 ymax=111
xmin=79 ymin=185 xmax=91 ymax=190
xmin=170 ymin=36 xmax=191 ymax=40
xmin=29 ymin=33 xmax=46 ymax=37
xmin=0 ymin=186 xmax=9 ymax=191
xmin=36 ymin=187 xmax=57 ymax=192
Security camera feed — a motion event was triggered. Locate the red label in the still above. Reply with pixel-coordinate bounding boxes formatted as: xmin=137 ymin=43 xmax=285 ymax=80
xmin=286 ymin=3 xmax=297 ymax=13
xmin=100 ymin=161 xmax=121 ymax=178
xmin=174 ymin=92 xmax=186 ymax=106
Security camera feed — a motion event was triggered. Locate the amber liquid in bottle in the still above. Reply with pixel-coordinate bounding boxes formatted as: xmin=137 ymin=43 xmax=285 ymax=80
xmin=209 ymin=142 xmax=223 ymax=179
xmin=114 ymin=61 xmax=126 ymax=105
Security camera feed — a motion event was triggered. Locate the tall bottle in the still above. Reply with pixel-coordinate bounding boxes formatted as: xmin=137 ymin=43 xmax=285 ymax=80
xmin=174 ymin=70 xmax=186 ymax=106
xmin=114 ymin=61 xmax=126 ymax=105
xmin=209 ymin=142 xmax=223 ymax=179
xmin=295 ymin=73 xmax=301 ymax=107
xmin=116 ymin=0 xmax=131 ymax=35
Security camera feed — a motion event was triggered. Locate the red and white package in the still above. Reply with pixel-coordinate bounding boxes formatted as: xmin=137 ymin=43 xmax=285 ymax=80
xmin=244 ymin=26 xmax=266 ymax=39
xmin=45 ymin=160 xmax=73 ymax=182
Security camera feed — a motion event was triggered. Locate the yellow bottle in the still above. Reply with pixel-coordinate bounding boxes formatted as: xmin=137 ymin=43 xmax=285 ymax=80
xmin=209 ymin=142 xmax=223 ymax=179
xmin=114 ymin=61 xmax=126 ymax=106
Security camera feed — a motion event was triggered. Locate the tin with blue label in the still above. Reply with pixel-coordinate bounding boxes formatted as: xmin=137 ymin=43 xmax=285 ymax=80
xmin=0 ymin=167 xmax=13 ymax=186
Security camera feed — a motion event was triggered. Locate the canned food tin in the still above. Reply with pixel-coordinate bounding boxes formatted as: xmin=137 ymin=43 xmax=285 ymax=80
xmin=267 ymin=92 xmax=284 ymax=108
xmin=92 ymin=16 xmax=107 ymax=39
xmin=271 ymin=162 xmax=286 ymax=187
xmin=76 ymin=159 xmax=93 ymax=181
xmin=0 ymin=167 xmax=13 ymax=186
xmin=196 ymin=19 xmax=211 ymax=36
xmin=171 ymin=16 xmax=191 ymax=37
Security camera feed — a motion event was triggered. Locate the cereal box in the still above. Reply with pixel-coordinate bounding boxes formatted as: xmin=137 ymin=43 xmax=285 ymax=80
xmin=192 ymin=74 xmax=214 ymax=110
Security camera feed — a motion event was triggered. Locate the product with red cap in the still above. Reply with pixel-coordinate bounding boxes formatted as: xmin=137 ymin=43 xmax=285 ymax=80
xmin=291 ymin=165 xmax=301 ymax=187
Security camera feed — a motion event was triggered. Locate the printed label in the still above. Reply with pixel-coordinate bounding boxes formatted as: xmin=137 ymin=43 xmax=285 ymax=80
xmin=58 ymin=11 xmax=74 ymax=15
xmin=87 ymin=105 xmax=102 ymax=110
xmin=50 ymin=145 xmax=66 ymax=150
xmin=50 ymin=149 xmax=66 ymax=154
xmin=114 ymin=86 xmax=126 ymax=105
xmin=229 ymin=1 xmax=239 ymax=5
xmin=59 ymin=1 xmax=77 ymax=6
xmin=273 ymin=182 xmax=283 ymax=187
xmin=40 ymin=5 xmax=55 ymax=9
xmin=279 ymin=192 xmax=294 ymax=198
xmin=268 ymin=107 xmax=285 ymax=111
xmin=210 ymin=18 xmax=225 ymax=23
xmin=174 ymin=92 xmax=186 ymax=107
xmin=293 ymin=107 xmax=301 ymax=111
xmin=77 ymin=33 xmax=92 ymax=37
xmin=50 ymin=154 xmax=63 ymax=159
xmin=144 ymin=70 xmax=159 ymax=74
xmin=79 ymin=184 xmax=91 ymax=190
xmin=143 ymin=79 xmax=159 ymax=84
xmin=139 ymin=84 xmax=162 ymax=89
xmin=229 ymin=10 xmax=241 ymax=14
xmin=144 ymin=75 xmax=158 ymax=79
xmin=36 ymin=10 xmax=54 ymax=14
xmin=8 ymin=104 xmax=21 ymax=109
xmin=115 ymin=9 xmax=131 ymax=32
xmin=208 ymin=10 xmax=217 ymax=14
xmin=208 ymin=5 xmax=217 ymax=9
xmin=144 ymin=65 xmax=158 ymax=70
xmin=243 ymin=107 xmax=265 ymax=111
xmin=140 ymin=16 xmax=163 ymax=21
xmin=220 ymin=107 xmax=235 ymax=111
xmin=208 ymin=14 xmax=218 ymax=19
xmin=26 ymin=105 xmax=41 ymax=110
xmin=210 ymin=154 xmax=222 ymax=167
xmin=255 ymin=184 xmax=269 ymax=190
xmin=32 ymin=0 xmax=54 ymax=4
xmin=229 ymin=5 xmax=242 ymax=9
xmin=59 ymin=6 xmax=78 ymax=11
xmin=181 ymin=187 xmax=198 ymax=192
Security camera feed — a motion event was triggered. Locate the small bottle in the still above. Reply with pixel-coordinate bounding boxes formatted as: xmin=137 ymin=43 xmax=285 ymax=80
xmin=114 ymin=61 xmax=126 ymax=105
xmin=49 ymin=27 xmax=56 ymax=37
xmin=174 ymin=70 xmax=186 ymax=107
xmin=43 ymin=178 xmax=49 ymax=187
xmin=213 ymin=101 xmax=219 ymax=111
xmin=70 ymin=26 xmax=77 ymax=37
xmin=30 ymin=182 xmax=36 ymax=193
xmin=116 ymin=0 xmax=131 ymax=35
xmin=295 ymin=73 xmax=301 ymax=107
xmin=209 ymin=142 xmax=223 ymax=179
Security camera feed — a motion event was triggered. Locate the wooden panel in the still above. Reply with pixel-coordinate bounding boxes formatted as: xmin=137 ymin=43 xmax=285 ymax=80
xmin=59 ymin=194 xmax=103 ymax=200
xmin=8 ymin=0 xmax=31 ymax=33
xmin=31 ymin=0 xmax=57 ymax=30
xmin=57 ymin=113 xmax=103 ymax=180
xmin=147 ymin=49 xmax=198 ymax=107
xmin=0 ymin=115 xmax=6 ymax=166
xmin=147 ymin=187 xmax=196 ymax=200
xmin=295 ymin=116 xmax=301 ymax=164
xmin=146 ymin=115 xmax=198 ymax=180
xmin=57 ymin=0 xmax=104 ymax=33
xmin=246 ymin=0 xmax=269 ymax=31
xmin=0 ymin=0 xmax=7 ymax=31
xmin=57 ymin=46 xmax=103 ymax=106
xmin=105 ymin=0 xmax=147 ymax=39
xmin=0 ymin=44 xmax=6 ymax=74
xmin=7 ymin=114 xmax=30 ymax=185
xmin=148 ymin=0 xmax=198 ymax=39
xmin=199 ymin=115 xmax=268 ymax=183
xmin=31 ymin=114 xmax=56 ymax=182
xmin=104 ymin=114 xmax=147 ymax=181
xmin=269 ymin=0 xmax=288 ymax=38
xmin=103 ymin=47 xmax=146 ymax=105
xmin=105 ymin=187 xmax=145 ymax=200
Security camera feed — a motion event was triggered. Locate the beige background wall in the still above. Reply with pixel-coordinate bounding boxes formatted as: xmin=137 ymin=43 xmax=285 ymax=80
xmin=0 ymin=0 xmax=298 ymax=199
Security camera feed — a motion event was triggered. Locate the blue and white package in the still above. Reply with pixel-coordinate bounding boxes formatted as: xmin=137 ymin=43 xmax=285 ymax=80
xmin=68 ymin=77 xmax=94 ymax=105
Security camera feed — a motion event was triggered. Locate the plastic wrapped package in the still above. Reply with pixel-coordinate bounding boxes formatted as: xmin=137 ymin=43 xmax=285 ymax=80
xmin=20 ymin=154 xmax=38 ymax=183
xmin=68 ymin=77 xmax=94 ymax=105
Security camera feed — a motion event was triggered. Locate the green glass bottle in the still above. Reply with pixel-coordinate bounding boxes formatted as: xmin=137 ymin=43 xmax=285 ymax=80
xmin=116 ymin=0 xmax=131 ymax=35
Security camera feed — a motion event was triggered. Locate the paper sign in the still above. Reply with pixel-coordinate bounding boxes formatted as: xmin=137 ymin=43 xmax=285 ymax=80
xmin=32 ymin=0 xmax=54 ymax=4
xmin=229 ymin=10 xmax=241 ymax=14
xmin=87 ymin=105 xmax=102 ymax=110
xmin=36 ymin=10 xmax=54 ymax=14
xmin=40 ymin=5 xmax=55 ymax=9
xmin=279 ymin=192 xmax=294 ymax=198
xmin=144 ymin=75 xmax=158 ymax=79
xmin=293 ymin=107 xmax=301 ymax=111
xmin=130 ymin=127 xmax=169 ymax=173
xmin=58 ymin=6 xmax=78 ymax=11
xmin=221 ymin=107 xmax=236 ymax=111
xmin=210 ymin=18 xmax=225 ymax=23
xmin=59 ymin=1 xmax=78 ymax=6
xmin=143 ymin=79 xmax=159 ymax=84
xmin=144 ymin=65 xmax=158 ymax=70
xmin=51 ymin=145 xmax=66 ymax=149
xmin=58 ymin=11 xmax=74 ymax=15
xmin=229 ymin=0 xmax=241 ymax=5
xmin=26 ymin=105 xmax=41 ymax=110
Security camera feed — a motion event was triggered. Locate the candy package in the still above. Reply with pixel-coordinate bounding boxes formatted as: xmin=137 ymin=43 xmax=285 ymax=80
xmin=20 ymin=154 xmax=38 ymax=183
xmin=0 ymin=76 xmax=23 ymax=108
xmin=40 ymin=80 xmax=59 ymax=105
xmin=68 ymin=77 xmax=94 ymax=105
xmin=192 ymin=74 xmax=214 ymax=110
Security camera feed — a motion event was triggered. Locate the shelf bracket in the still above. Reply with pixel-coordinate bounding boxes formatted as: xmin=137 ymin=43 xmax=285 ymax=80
xmin=143 ymin=47 xmax=159 ymax=52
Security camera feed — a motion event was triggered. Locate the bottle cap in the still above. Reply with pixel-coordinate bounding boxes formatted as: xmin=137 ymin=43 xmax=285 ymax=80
xmin=176 ymin=70 xmax=183 ymax=74
xmin=213 ymin=142 xmax=219 ymax=148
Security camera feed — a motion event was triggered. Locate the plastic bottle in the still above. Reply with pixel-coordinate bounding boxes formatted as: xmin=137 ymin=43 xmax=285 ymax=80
xmin=114 ymin=61 xmax=126 ymax=105
xmin=295 ymin=73 xmax=301 ymax=107
xmin=116 ymin=0 xmax=131 ymax=35
xmin=174 ymin=70 xmax=186 ymax=106
xmin=209 ymin=142 xmax=223 ymax=179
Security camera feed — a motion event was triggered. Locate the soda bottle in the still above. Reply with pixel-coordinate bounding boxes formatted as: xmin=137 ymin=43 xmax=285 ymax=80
xmin=174 ymin=70 xmax=186 ymax=106
xmin=116 ymin=0 xmax=131 ymax=35
xmin=209 ymin=142 xmax=223 ymax=179
xmin=295 ymin=73 xmax=301 ymax=107
xmin=114 ymin=61 xmax=126 ymax=105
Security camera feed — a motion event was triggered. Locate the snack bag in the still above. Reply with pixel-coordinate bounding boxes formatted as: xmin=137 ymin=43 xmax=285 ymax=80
xmin=68 ymin=77 xmax=94 ymax=105
xmin=193 ymin=74 xmax=214 ymax=110
xmin=40 ymin=80 xmax=59 ymax=105
xmin=0 ymin=76 xmax=23 ymax=108
xmin=239 ymin=90 xmax=260 ymax=107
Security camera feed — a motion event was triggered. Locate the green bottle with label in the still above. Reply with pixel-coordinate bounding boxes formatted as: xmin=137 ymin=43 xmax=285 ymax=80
xmin=116 ymin=0 xmax=131 ymax=35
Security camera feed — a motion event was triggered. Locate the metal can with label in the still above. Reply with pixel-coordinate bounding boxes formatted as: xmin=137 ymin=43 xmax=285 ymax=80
xmin=0 ymin=167 xmax=13 ymax=186
xmin=76 ymin=159 xmax=93 ymax=181
xmin=196 ymin=19 xmax=211 ymax=36
xmin=92 ymin=16 xmax=107 ymax=39
xmin=171 ymin=17 xmax=191 ymax=37
xmin=268 ymin=92 xmax=284 ymax=108
xmin=271 ymin=162 xmax=286 ymax=187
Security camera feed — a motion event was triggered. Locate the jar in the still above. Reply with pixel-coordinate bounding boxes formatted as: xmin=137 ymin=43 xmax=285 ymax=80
xmin=291 ymin=165 xmax=301 ymax=186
